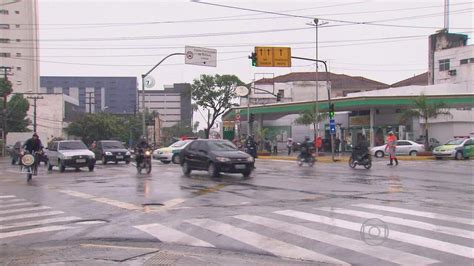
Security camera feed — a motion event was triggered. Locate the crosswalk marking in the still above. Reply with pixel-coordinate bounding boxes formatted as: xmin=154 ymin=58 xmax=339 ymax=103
xmin=0 ymin=195 xmax=15 ymax=199
xmin=315 ymin=207 xmax=474 ymax=239
xmin=186 ymin=218 xmax=349 ymax=265
xmin=0 ymin=206 xmax=51 ymax=215
xmin=0 ymin=211 xmax=64 ymax=222
xmin=275 ymin=210 xmax=474 ymax=259
xmin=134 ymin=223 xmax=215 ymax=248
xmin=59 ymin=190 xmax=142 ymax=211
xmin=0 ymin=216 xmax=80 ymax=231
xmin=0 ymin=199 xmax=27 ymax=204
xmin=0 ymin=202 xmax=36 ymax=209
xmin=353 ymin=203 xmax=474 ymax=226
xmin=234 ymin=214 xmax=439 ymax=265
xmin=0 ymin=225 xmax=73 ymax=239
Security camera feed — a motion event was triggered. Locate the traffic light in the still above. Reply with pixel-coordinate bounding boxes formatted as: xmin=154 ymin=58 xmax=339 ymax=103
xmin=276 ymin=92 xmax=282 ymax=102
xmin=329 ymin=103 xmax=335 ymax=118
xmin=248 ymin=52 xmax=257 ymax=66
xmin=249 ymin=113 xmax=255 ymax=123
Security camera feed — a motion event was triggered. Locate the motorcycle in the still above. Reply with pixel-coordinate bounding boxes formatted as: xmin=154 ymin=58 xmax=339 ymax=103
xmin=20 ymin=151 xmax=40 ymax=181
xmin=297 ymin=147 xmax=315 ymax=167
xmin=349 ymin=148 xmax=372 ymax=169
xmin=136 ymin=149 xmax=152 ymax=174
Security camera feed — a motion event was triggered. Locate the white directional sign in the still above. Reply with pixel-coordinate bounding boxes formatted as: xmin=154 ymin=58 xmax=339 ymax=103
xmin=185 ymin=46 xmax=217 ymax=67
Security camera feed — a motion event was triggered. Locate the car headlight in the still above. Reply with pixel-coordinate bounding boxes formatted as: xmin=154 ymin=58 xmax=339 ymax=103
xmin=105 ymin=151 xmax=112 ymax=156
xmin=126 ymin=151 xmax=131 ymax=156
xmin=216 ymin=156 xmax=231 ymax=162
xmin=247 ymin=156 xmax=254 ymax=162
xmin=145 ymin=150 xmax=151 ymax=156
xmin=90 ymin=154 xmax=95 ymax=159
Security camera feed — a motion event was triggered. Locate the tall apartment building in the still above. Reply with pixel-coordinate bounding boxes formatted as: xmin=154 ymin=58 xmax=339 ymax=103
xmin=40 ymin=76 xmax=138 ymax=114
xmin=138 ymin=83 xmax=192 ymax=128
xmin=0 ymin=0 xmax=40 ymax=93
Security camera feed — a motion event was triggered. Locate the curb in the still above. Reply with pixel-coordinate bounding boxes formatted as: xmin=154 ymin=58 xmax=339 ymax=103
xmin=258 ymin=155 xmax=443 ymax=163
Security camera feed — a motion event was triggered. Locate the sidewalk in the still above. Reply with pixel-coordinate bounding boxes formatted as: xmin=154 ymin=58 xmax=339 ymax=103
xmin=258 ymin=153 xmax=436 ymax=163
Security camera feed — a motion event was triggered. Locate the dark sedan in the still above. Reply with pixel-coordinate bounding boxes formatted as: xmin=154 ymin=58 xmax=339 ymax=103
xmin=94 ymin=140 xmax=131 ymax=164
xmin=180 ymin=139 xmax=254 ymax=178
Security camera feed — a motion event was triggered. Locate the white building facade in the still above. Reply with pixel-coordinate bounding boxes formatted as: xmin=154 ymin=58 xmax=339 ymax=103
xmin=0 ymin=0 xmax=40 ymax=93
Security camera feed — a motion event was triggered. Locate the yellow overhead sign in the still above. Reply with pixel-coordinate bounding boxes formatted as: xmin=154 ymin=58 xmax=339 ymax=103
xmin=255 ymin=46 xmax=291 ymax=67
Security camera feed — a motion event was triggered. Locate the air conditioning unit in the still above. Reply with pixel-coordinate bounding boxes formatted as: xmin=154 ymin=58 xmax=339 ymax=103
xmin=448 ymin=69 xmax=457 ymax=76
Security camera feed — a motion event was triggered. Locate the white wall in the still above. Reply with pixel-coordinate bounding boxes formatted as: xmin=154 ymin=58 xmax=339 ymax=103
xmin=434 ymin=45 xmax=474 ymax=87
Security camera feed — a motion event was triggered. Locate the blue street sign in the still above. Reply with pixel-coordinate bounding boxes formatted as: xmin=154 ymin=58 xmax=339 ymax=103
xmin=329 ymin=119 xmax=336 ymax=134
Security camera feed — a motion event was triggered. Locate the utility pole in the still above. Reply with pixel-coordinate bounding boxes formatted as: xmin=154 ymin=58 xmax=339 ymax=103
xmin=26 ymin=96 xmax=44 ymax=133
xmin=0 ymin=66 xmax=12 ymax=157
xmin=85 ymin=91 xmax=94 ymax=113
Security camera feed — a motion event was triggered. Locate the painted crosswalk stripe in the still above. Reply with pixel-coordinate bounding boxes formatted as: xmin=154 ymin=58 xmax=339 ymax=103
xmin=186 ymin=218 xmax=349 ymax=265
xmin=134 ymin=223 xmax=215 ymax=248
xmin=0 ymin=216 xmax=80 ymax=231
xmin=0 ymin=202 xmax=36 ymax=209
xmin=0 ymin=206 xmax=51 ymax=215
xmin=0 ymin=225 xmax=72 ymax=239
xmin=353 ymin=203 xmax=474 ymax=226
xmin=59 ymin=190 xmax=142 ymax=211
xmin=0 ymin=199 xmax=26 ymax=204
xmin=0 ymin=195 xmax=15 ymax=199
xmin=0 ymin=211 xmax=64 ymax=222
xmin=316 ymin=207 xmax=474 ymax=239
xmin=235 ymin=214 xmax=439 ymax=265
xmin=276 ymin=210 xmax=474 ymax=259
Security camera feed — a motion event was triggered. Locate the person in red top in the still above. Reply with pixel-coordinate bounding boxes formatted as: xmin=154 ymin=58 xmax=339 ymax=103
xmin=384 ymin=131 xmax=398 ymax=166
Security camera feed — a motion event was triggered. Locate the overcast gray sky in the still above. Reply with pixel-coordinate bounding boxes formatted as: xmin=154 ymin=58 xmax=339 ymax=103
xmin=36 ymin=0 xmax=473 ymax=89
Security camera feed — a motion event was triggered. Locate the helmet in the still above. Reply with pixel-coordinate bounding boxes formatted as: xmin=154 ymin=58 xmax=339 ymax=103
xmin=32 ymin=133 xmax=38 ymax=137
xmin=305 ymin=136 xmax=310 ymax=141
xmin=388 ymin=131 xmax=394 ymax=135
xmin=140 ymin=136 xmax=147 ymax=142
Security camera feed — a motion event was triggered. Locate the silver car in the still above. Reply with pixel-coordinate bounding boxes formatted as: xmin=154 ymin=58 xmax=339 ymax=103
xmin=371 ymin=140 xmax=425 ymax=158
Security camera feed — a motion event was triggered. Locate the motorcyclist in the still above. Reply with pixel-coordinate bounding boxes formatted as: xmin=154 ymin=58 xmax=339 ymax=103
xmin=300 ymin=136 xmax=313 ymax=160
xmin=22 ymin=133 xmax=43 ymax=175
xmin=353 ymin=135 xmax=369 ymax=160
xmin=245 ymin=135 xmax=257 ymax=159
xmin=135 ymin=136 xmax=152 ymax=166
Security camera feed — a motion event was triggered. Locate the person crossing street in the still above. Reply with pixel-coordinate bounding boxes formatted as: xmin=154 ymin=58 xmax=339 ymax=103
xmin=385 ymin=131 xmax=398 ymax=166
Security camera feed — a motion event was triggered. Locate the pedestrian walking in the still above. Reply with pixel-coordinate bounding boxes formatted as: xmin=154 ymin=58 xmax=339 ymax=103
xmin=286 ymin=138 xmax=293 ymax=156
xmin=335 ymin=137 xmax=341 ymax=154
xmin=272 ymin=138 xmax=278 ymax=155
xmin=385 ymin=131 xmax=398 ymax=166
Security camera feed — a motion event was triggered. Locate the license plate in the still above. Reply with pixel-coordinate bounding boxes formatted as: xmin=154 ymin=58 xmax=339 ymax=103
xmin=76 ymin=159 xmax=86 ymax=163
xmin=116 ymin=156 xmax=123 ymax=159
xmin=235 ymin=164 xmax=246 ymax=169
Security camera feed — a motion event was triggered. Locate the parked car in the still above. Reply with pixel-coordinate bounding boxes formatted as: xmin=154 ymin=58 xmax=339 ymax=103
xmin=415 ymin=136 xmax=440 ymax=150
xmin=153 ymin=139 xmax=193 ymax=164
xmin=93 ymin=140 xmax=131 ymax=165
xmin=433 ymin=138 xmax=473 ymax=160
xmin=46 ymin=140 xmax=96 ymax=172
xmin=180 ymin=139 xmax=254 ymax=178
xmin=371 ymin=140 xmax=424 ymax=158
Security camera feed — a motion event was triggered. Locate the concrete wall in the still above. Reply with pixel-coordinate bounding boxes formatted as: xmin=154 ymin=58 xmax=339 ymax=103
xmin=428 ymin=122 xmax=474 ymax=144
xmin=434 ymin=45 xmax=474 ymax=87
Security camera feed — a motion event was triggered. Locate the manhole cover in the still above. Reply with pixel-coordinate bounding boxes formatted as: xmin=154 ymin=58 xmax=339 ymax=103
xmin=142 ymin=203 xmax=164 ymax=207
xmin=72 ymin=219 xmax=109 ymax=225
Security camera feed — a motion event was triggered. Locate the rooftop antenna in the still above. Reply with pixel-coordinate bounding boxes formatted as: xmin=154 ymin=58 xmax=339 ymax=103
xmin=444 ymin=0 xmax=449 ymax=32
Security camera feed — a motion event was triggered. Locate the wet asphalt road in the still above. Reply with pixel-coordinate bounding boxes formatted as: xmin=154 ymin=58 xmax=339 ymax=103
xmin=0 ymin=157 xmax=473 ymax=265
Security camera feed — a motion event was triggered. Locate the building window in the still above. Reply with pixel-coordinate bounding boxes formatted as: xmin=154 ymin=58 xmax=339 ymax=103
xmin=15 ymin=11 xmax=19 ymax=14
xmin=460 ymin=59 xmax=469 ymax=65
xmin=16 ymin=80 xmax=22 ymax=85
xmin=16 ymin=53 xmax=21 ymax=57
xmin=470 ymin=58 xmax=474 ymax=63
xmin=0 ymin=53 xmax=11 ymax=57
xmin=439 ymin=59 xmax=450 ymax=71
xmin=16 ymin=39 xmax=20 ymax=42
xmin=16 ymin=67 xmax=21 ymax=71
xmin=0 ymin=10 xmax=8 ymax=15
xmin=0 ymin=24 xmax=10 ymax=29
xmin=15 ymin=24 xmax=20 ymax=28
xmin=0 ymin=38 xmax=10 ymax=43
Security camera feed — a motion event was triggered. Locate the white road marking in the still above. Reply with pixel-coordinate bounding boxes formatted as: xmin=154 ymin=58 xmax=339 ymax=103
xmin=0 ymin=211 xmax=64 ymax=222
xmin=0 ymin=195 xmax=15 ymax=199
xmin=186 ymin=218 xmax=349 ymax=265
xmin=235 ymin=214 xmax=439 ymax=265
xmin=275 ymin=210 xmax=474 ymax=259
xmin=1 ymin=216 xmax=80 ymax=230
xmin=134 ymin=223 xmax=215 ymax=248
xmin=59 ymin=190 xmax=141 ymax=211
xmin=0 ymin=202 xmax=36 ymax=209
xmin=0 ymin=199 xmax=26 ymax=204
xmin=81 ymin=243 xmax=158 ymax=251
xmin=0 ymin=206 xmax=51 ymax=215
xmin=316 ymin=207 xmax=474 ymax=239
xmin=353 ymin=203 xmax=474 ymax=226
xmin=163 ymin=198 xmax=186 ymax=209
xmin=0 ymin=225 xmax=72 ymax=239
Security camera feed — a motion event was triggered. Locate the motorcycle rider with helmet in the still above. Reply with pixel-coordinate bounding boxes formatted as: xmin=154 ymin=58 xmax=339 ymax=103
xmin=135 ymin=136 xmax=152 ymax=166
xmin=299 ymin=136 xmax=314 ymax=161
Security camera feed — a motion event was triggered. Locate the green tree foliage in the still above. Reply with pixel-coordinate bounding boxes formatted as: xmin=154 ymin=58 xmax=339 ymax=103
xmin=0 ymin=94 xmax=30 ymax=133
xmin=66 ymin=113 xmax=143 ymax=147
xmin=294 ymin=105 xmax=328 ymax=137
xmin=191 ymin=74 xmax=244 ymax=138
xmin=0 ymin=78 xmax=13 ymax=97
xmin=400 ymin=94 xmax=452 ymax=150
xmin=161 ymin=122 xmax=194 ymax=146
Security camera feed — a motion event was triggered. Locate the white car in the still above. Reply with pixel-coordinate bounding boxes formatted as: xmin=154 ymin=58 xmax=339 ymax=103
xmin=46 ymin=140 xmax=96 ymax=172
xmin=371 ymin=140 xmax=424 ymax=158
xmin=152 ymin=140 xmax=193 ymax=164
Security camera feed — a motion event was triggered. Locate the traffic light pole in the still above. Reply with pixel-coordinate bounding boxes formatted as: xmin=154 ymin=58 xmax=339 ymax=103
xmin=291 ymin=56 xmax=335 ymax=161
